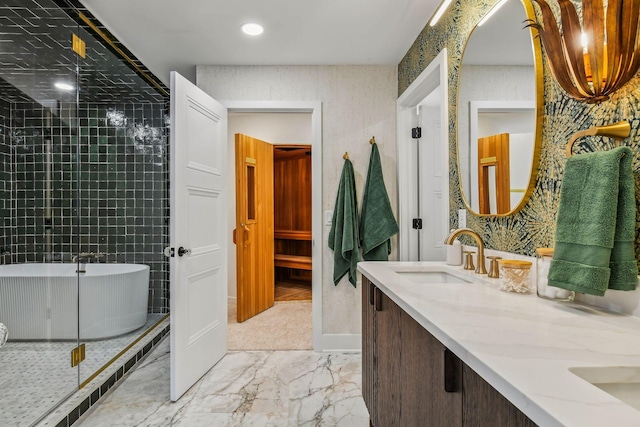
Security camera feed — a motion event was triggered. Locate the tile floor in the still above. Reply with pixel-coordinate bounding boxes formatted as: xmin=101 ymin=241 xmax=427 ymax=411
xmin=77 ymin=337 xmax=370 ymax=426
xmin=0 ymin=314 xmax=165 ymax=427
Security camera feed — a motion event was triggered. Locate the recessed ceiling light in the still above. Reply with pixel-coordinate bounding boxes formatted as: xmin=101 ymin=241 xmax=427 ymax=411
xmin=241 ymin=23 xmax=264 ymax=36
xmin=54 ymin=81 xmax=74 ymax=91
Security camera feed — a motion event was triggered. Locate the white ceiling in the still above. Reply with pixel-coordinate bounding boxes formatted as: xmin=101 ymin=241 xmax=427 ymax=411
xmin=79 ymin=0 xmax=442 ymax=85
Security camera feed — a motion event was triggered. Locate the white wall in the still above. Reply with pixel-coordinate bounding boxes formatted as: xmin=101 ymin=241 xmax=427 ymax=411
xmin=226 ymin=112 xmax=312 ymax=300
xmin=196 ymin=65 xmax=398 ymax=336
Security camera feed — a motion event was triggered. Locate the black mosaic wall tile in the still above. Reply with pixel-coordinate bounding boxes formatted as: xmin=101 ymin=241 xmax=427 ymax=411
xmin=8 ymin=100 xmax=169 ymax=313
xmin=0 ymin=0 xmax=166 ymax=104
xmin=52 ymin=0 xmax=169 ymax=98
xmin=0 ymin=98 xmax=11 ymax=265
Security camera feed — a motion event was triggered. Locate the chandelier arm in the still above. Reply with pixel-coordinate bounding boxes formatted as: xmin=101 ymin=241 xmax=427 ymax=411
xmin=583 ymin=0 xmax=607 ymax=94
xmin=605 ymin=0 xmax=623 ymax=86
xmin=530 ymin=0 xmax=588 ymax=98
xmin=617 ymin=0 xmax=640 ymax=82
xmin=557 ymin=0 xmax=592 ymax=92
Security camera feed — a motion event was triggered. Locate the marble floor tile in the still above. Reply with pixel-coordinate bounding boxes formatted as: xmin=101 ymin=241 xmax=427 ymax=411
xmin=0 ymin=314 xmax=165 ymax=427
xmin=78 ymin=337 xmax=370 ymax=426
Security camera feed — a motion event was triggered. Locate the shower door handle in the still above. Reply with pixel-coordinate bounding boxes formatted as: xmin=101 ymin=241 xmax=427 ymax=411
xmin=177 ymin=246 xmax=191 ymax=257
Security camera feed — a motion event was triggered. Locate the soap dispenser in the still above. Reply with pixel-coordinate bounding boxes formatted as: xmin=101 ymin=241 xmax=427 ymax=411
xmin=446 ymin=238 xmax=462 ymax=266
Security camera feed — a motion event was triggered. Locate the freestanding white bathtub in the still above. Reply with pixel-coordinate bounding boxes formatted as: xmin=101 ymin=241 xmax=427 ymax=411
xmin=0 ymin=263 xmax=149 ymax=340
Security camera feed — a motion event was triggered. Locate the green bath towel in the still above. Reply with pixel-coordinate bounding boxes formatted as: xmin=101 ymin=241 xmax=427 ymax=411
xmin=328 ymin=158 xmax=359 ymax=287
xmin=359 ymin=142 xmax=399 ymax=261
xmin=548 ymin=146 xmax=638 ymax=296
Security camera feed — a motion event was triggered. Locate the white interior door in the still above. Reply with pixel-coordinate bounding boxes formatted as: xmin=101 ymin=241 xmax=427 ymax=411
xmin=170 ymin=71 xmax=228 ymax=401
xmin=418 ymin=105 xmax=446 ymax=261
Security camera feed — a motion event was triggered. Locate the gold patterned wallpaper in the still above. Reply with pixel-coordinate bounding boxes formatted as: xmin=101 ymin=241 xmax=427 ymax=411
xmin=398 ymin=0 xmax=640 ymax=265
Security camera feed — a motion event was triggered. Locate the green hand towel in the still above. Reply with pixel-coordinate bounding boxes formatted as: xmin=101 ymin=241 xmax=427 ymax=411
xmin=548 ymin=146 xmax=638 ymax=296
xmin=328 ymin=158 xmax=359 ymax=287
xmin=359 ymin=142 xmax=399 ymax=261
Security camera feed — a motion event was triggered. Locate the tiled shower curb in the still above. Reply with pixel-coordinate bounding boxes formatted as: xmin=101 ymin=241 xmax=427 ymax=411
xmin=36 ymin=317 xmax=170 ymax=427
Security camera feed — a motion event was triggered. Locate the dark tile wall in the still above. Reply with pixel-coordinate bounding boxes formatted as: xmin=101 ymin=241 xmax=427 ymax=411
xmin=76 ymin=103 xmax=169 ymax=313
xmin=0 ymin=98 xmax=10 ymax=265
xmin=9 ymin=101 xmax=169 ymax=313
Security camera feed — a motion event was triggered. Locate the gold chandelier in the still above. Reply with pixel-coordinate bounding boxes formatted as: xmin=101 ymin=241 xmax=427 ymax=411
xmin=528 ymin=0 xmax=640 ymax=104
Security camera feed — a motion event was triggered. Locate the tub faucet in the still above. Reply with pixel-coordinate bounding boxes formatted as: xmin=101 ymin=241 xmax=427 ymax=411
xmin=444 ymin=228 xmax=487 ymax=275
xmin=72 ymin=252 xmax=105 ymax=263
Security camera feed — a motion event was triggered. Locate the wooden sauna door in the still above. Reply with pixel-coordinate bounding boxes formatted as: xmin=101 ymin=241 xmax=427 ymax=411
xmin=477 ymin=133 xmax=510 ymax=215
xmin=235 ymin=134 xmax=275 ymax=322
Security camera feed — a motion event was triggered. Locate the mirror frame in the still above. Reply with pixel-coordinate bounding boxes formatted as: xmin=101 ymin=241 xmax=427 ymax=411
xmin=456 ymin=0 xmax=544 ymax=217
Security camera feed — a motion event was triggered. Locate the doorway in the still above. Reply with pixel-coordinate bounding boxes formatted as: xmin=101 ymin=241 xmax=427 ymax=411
xmin=226 ymin=104 xmax=321 ymax=350
xmin=397 ymin=49 xmax=449 ymax=262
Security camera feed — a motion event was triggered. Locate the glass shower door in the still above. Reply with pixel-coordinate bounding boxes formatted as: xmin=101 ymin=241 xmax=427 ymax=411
xmin=0 ymin=1 xmax=82 ymax=425
xmin=73 ymin=15 xmax=169 ymax=387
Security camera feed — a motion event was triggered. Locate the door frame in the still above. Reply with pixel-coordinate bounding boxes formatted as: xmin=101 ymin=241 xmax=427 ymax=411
xmin=224 ymin=101 xmax=322 ymax=351
xmin=396 ymin=49 xmax=449 ymax=261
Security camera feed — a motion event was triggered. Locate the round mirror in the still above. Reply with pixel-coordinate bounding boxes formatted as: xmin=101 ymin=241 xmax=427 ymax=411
xmin=457 ymin=0 xmax=543 ymax=216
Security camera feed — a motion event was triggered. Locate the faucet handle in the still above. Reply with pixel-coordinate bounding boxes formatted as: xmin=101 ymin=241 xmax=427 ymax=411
xmin=487 ymin=256 xmax=502 ymax=278
xmin=463 ymin=251 xmax=475 ymax=271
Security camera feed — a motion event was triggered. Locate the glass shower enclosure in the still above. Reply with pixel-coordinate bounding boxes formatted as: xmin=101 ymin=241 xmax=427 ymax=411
xmin=0 ymin=1 xmax=170 ymax=425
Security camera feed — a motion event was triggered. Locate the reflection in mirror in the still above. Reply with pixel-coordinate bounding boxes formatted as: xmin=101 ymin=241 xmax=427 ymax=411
xmin=457 ymin=0 xmax=542 ymax=216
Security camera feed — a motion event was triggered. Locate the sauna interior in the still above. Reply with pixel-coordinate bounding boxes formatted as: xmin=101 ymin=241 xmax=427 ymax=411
xmin=273 ymin=145 xmax=312 ymax=301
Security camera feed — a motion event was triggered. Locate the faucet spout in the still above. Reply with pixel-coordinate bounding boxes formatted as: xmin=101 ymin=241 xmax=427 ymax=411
xmin=444 ymin=228 xmax=487 ymax=275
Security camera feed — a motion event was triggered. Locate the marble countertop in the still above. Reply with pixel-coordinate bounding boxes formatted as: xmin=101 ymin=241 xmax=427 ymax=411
xmin=357 ymin=261 xmax=640 ymax=427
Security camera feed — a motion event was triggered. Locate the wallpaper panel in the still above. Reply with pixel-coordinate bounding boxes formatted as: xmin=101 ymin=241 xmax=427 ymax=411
xmin=399 ymin=0 xmax=640 ymax=266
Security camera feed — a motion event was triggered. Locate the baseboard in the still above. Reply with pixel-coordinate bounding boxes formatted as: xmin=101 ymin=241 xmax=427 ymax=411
xmin=316 ymin=333 xmax=361 ymax=352
xmin=228 ymin=296 xmax=237 ymax=304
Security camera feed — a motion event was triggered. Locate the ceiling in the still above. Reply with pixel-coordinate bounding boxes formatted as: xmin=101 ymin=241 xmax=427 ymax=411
xmin=78 ymin=0 xmax=443 ymax=85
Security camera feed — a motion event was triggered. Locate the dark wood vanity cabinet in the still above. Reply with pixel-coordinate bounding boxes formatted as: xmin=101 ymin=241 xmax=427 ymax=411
xmin=362 ymin=276 xmax=537 ymax=427
xmin=462 ymin=363 xmax=538 ymax=427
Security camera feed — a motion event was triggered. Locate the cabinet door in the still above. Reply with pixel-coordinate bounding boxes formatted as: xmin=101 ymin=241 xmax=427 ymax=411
xmin=462 ymin=363 xmax=538 ymax=427
xmin=376 ymin=290 xmax=403 ymax=427
xmin=400 ymin=311 xmax=463 ymax=426
xmin=361 ymin=277 xmax=376 ymax=423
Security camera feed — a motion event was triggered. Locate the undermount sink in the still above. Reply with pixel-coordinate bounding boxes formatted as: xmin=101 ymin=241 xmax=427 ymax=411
xmin=570 ymin=366 xmax=640 ymax=411
xmin=391 ymin=267 xmax=474 ymax=284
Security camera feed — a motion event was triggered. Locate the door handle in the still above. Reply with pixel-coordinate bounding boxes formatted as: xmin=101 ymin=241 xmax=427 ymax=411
xmin=374 ymin=287 xmax=382 ymax=312
xmin=233 ymin=228 xmax=237 ymax=244
xmin=242 ymin=223 xmax=251 ymax=248
xmin=444 ymin=348 xmax=460 ymax=393
xmin=369 ymin=282 xmax=375 ymax=306
xmin=177 ymin=246 xmax=191 ymax=257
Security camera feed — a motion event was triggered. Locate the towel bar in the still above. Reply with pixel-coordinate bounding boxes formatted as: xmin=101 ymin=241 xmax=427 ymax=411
xmin=566 ymin=121 xmax=630 ymax=157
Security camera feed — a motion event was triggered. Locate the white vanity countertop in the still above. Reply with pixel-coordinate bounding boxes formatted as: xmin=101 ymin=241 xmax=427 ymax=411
xmin=358 ymin=261 xmax=640 ymax=427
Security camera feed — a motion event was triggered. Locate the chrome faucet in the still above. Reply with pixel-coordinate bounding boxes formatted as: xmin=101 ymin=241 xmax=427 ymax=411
xmin=72 ymin=252 xmax=105 ymax=263
xmin=444 ymin=228 xmax=487 ymax=275
xmin=72 ymin=252 xmax=105 ymax=273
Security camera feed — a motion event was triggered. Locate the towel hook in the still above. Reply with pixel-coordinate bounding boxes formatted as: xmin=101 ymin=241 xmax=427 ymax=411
xmin=343 ymin=152 xmax=349 ymax=160
xmin=566 ymin=121 xmax=631 ymax=157
xmin=369 ymin=136 xmax=376 ymax=144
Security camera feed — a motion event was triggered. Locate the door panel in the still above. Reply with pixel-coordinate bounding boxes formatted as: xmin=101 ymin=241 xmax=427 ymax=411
xmin=235 ymin=134 xmax=274 ymax=323
xmin=478 ymin=133 xmax=510 ymax=215
xmin=419 ymin=107 xmax=446 ymax=261
xmin=170 ymin=71 xmax=228 ymax=401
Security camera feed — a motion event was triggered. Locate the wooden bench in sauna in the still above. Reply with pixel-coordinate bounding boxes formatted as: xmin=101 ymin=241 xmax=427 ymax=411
xmin=274 ymin=230 xmax=312 ymax=270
